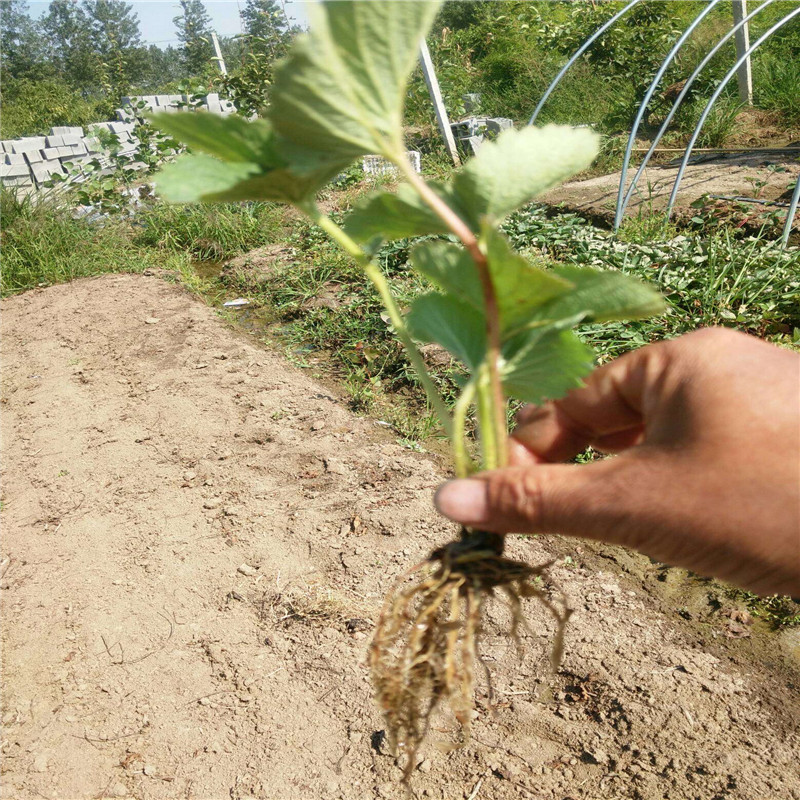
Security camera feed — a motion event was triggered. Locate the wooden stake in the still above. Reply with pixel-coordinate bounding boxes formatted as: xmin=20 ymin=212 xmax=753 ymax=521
xmin=211 ymin=32 xmax=227 ymax=76
xmin=418 ymin=39 xmax=460 ymax=167
xmin=732 ymin=0 xmax=753 ymax=105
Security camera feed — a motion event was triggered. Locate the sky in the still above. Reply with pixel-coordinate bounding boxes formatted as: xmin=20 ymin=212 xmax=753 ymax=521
xmin=26 ymin=1 xmax=311 ymax=48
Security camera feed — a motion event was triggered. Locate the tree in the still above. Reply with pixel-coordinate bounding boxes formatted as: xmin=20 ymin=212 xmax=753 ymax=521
xmin=241 ymin=0 xmax=290 ymax=57
xmin=83 ymin=0 xmax=141 ymax=55
xmin=82 ymin=0 xmax=144 ymax=98
xmin=40 ymin=0 xmax=96 ymax=87
xmin=0 ymin=0 xmax=50 ymax=82
xmin=174 ymin=0 xmax=213 ymax=77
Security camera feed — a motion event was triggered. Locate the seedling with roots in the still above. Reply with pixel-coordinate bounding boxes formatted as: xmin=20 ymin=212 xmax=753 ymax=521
xmin=153 ymin=0 xmax=664 ymax=777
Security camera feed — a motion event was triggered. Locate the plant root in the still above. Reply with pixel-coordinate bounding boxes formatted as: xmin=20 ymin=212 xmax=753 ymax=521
xmin=369 ymin=528 xmax=572 ymax=778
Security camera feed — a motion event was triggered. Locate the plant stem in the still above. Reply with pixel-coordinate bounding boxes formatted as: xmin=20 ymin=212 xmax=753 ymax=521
xmin=475 ymin=364 xmax=500 ymax=470
xmin=305 ymin=205 xmax=453 ymax=440
xmin=393 ymin=154 xmax=508 ymax=469
xmin=451 ymin=379 xmax=477 ymax=478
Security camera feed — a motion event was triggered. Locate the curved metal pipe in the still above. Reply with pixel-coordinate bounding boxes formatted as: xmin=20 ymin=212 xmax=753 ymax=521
xmin=781 ymin=176 xmax=800 ymax=248
xmin=617 ymin=0 xmax=778 ymax=227
xmin=614 ymin=0 xmax=723 ymax=231
xmin=527 ymin=0 xmax=644 ymax=127
xmin=666 ymin=7 xmax=800 ymax=220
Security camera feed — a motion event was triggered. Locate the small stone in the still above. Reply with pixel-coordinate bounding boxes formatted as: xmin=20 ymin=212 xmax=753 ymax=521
xmin=418 ymin=759 xmax=432 ymax=773
xmin=237 ymin=564 xmax=258 ymax=577
xmin=111 ymin=782 xmax=128 ymax=797
xmin=310 ymin=420 xmax=326 ymax=432
xmin=198 ymin=697 xmax=211 ymax=706
xmin=585 ymin=748 xmax=608 ymax=765
xmin=183 ymin=471 xmax=196 ymax=482
xmin=144 ymin=317 xmax=160 ymax=325
xmin=204 ymin=478 xmax=215 ymax=486
xmin=203 ymin=498 xmax=221 ymax=510
xmin=143 ymin=764 xmax=156 ymax=776
xmin=32 ymin=753 xmax=48 ymax=772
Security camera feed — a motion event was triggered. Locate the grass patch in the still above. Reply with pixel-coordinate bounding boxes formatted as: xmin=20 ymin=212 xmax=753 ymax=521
xmin=132 ymin=200 xmax=287 ymax=259
xmin=0 ymin=189 xmax=185 ymax=296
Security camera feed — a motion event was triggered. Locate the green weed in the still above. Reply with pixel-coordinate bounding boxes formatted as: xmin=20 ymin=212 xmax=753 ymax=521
xmin=0 ymin=189 xmax=177 ymax=296
xmin=133 ymin=201 xmax=286 ymax=260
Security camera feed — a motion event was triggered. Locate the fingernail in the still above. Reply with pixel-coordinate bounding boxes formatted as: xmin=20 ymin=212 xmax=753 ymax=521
xmin=434 ymin=479 xmax=489 ymax=524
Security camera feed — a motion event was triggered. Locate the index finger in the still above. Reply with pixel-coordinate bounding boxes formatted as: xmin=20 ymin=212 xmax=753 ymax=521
xmin=512 ymin=341 xmax=668 ymax=462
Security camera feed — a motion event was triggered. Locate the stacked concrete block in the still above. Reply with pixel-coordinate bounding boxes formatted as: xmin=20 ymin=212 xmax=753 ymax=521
xmin=450 ymin=116 xmax=514 ymax=155
xmin=362 ymin=150 xmax=421 ymax=176
xmin=1 ymin=93 xmax=243 ymax=190
xmin=30 ymin=161 xmax=65 ymax=186
xmin=205 ymin=92 xmax=223 ymax=113
xmin=11 ymin=137 xmax=47 ymax=155
xmin=2 ymin=153 xmax=34 ymax=187
xmin=50 ymin=126 xmax=84 ymax=137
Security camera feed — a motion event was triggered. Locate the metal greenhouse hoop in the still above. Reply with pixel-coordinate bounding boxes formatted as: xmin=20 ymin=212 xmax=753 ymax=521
xmin=616 ymin=0 xmax=778 ymax=228
xmin=527 ymin=0 xmax=644 ymax=126
xmin=613 ymin=0 xmax=724 ymax=230
xmin=528 ymin=1 xmax=800 ymax=245
xmin=664 ymin=6 xmax=800 ymax=226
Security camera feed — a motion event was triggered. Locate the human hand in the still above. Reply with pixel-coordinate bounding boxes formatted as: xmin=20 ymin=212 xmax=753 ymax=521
xmin=435 ymin=328 xmax=800 ymax=597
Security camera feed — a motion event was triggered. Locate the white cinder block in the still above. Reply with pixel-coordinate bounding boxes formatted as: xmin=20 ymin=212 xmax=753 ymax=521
xmin=23 ymin=150 xmax=43 ymax=165
xmin=1 ymin=162 xmax=31 ymax=178
xmin=11 ymin=137 xmax=47 ymax=153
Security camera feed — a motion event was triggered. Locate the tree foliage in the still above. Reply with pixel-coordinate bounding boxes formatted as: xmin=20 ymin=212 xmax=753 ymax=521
xmin=174 ymin=0 xmax=213 ymax=76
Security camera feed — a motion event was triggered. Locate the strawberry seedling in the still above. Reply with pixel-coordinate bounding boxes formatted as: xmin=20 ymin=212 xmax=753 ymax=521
xmin=152 ymin=0 xmax=664 ymax=776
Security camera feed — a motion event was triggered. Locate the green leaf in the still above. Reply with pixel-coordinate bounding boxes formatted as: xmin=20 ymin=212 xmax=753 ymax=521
xmin=406 ymin=293 xmax=486 ymax=370
xmin=410 ymin=241 xmax=483 ymax=308
xmin=540 ymin=265 xmax=667 ymax=325
xmin=150 ymin=112 xmax=280 ymax=165
xmin=410 ymin=230 xmax=573 ymax=335
xmin=155 ymin=155 xmax=263 ymax=203
xmin=482 ymin=227 xmax=573 ymax=333
xmin=155 ymin=153 xmax=349 ymax=204
xmin=453 ymin=125 xmax=600 ymax=227
xmin=345 ymin=183 xmax=455 ymax=242
xmin=502 ymin=328 xmax=595 ymax=405
xmin=269 ymin=0 xmax=441 ymax=161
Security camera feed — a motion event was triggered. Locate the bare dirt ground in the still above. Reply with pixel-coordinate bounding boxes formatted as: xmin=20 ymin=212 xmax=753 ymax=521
xmin=542 ymin=150 xmax=800 ymax=229
xmin=2 ymin=274 xmax=799 ymax=800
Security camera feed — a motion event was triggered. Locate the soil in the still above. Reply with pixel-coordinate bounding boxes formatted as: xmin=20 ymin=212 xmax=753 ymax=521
xmin=541 ymin=148 xmax=800 ymax=231
xmin=2 ymin=274 xmax=799 ymax=800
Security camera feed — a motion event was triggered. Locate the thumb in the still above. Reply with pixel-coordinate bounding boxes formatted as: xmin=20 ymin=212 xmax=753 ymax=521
xmin=434 ymin=457 xmax=652 ymax=545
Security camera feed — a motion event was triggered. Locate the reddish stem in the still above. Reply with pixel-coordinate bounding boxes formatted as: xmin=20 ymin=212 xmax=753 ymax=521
xmin=401 ymin=167 xmax=508 ymax=467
